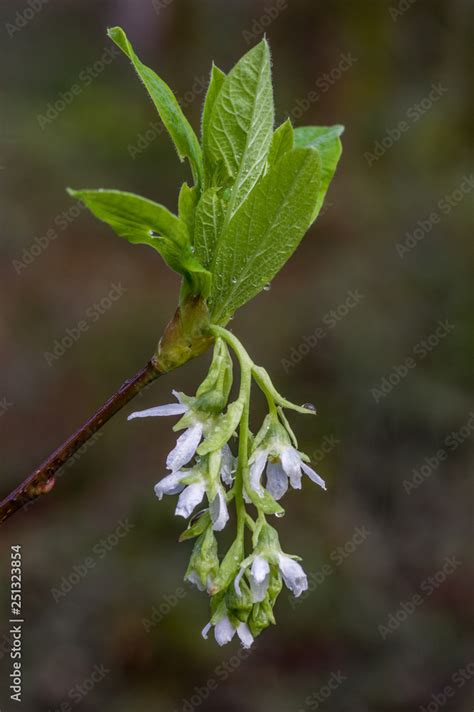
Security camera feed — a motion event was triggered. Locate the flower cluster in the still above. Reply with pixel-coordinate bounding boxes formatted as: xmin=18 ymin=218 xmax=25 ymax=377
xmin=128 ymin=328 xmax=326 ymax=648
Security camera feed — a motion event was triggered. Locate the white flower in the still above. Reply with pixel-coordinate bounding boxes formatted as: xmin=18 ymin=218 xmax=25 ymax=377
xmin=202 ymin=617 xmax=254 ymax=649
xmin=209 ymin=487 xmax=229 ymax=531
xmin=128 ymin=390 xmax=204 ymax=472
xmin=266 ymin=461 xmax=289 ymax=500
xmin=175 ymin=480 xmax=206 ymax=518
xmin=277 ymin=553 xmax=308 ymax=597
xmin=128 ymin=389 xmax=188 ymax=420
xmin=167 ymin=422 xmax=204 ymax=472
xmin=235 ymin=621 xmax=254 ymax=648
xmin=154 ymin=469 xmax=206 ymax=520
xmin=235 ymin=554 xmax=271 ymax=603
xmin=235 ymin=551 xmax=307 ymax=601
xmin=185 ymin=571 xmax=215 ymax=594
xmin=249 ymin=449 xmax=268 ymax=495
xmin=220 ymin=444 xmax=235 ymax=486
xmin=185 ymin=570 xmax=204 ymax=591
xmin=154 ymin=471 xmax=187 ymax=500
xmin=250 ymin=555 xmax=271 ymax=602
xmin=281 ymin=446 xmax=326 ymax=491
xmin=250 ymin=442 xmax=326 ymax=500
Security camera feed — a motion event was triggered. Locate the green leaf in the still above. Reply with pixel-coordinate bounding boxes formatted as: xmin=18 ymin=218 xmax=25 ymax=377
xmin=206 ymin=40 xmax=274 ymax=222
xmin=294 ymin=124 xmax=344 ymax=220
xmin=179 ymin=512 xmax=211 ymax=542
xmin=194 ymin=188 xmax=224 ymax=269
xmin=209 ymin=147 xmax=321 ymax=324
xmin=201 ymin=63 xmax=226 ymax=179
xmin=108 ymin=26 xmax=204 ymax=188
xmin=252 ymin=365 xmax=317 ymax=415
xmin=68 ymin=188 xmax=211 ymax=297
xmin=213 ymin=539 xmax=244 ymax=593
xmin=196 ymin=338 xmax=233 ymax=404
xmin=178 ymin=248 xmax=213 ymax=298
xmin=267 ymin=120 xmax=294 ymax=166
xmin=178 ymin=183 xmax=199 ymax=237
xmin=246 ymin=484 xmax=285 ymax=516
xmin=185 ymin=526 xmax=219 ymax=587
xmin=68 ymin=188 xmax=187 ymax=247
xmin=197 ymin=399 xmax=244 ymax=456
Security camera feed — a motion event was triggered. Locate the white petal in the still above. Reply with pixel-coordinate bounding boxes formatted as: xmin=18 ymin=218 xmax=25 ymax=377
xmin=210 ymin=488 xmax=229 ymax=532
xmin=236 ymin=622 xmax=254 ymax=649
xmin=220 ymin=444 xmax=235 ymax=486
xmin=214 ymin=616 xmax=235 ymax=646
xmin=249 ymin=449 xmax=268 ymax=494
xmin=266 ymin=461 xmax=289 ymax=500
xmin=301 ymin=462 xmax=327 ymax=490
xmin=278 ymin=553 xmax=308 ymax=597
xmin=201 ymin=622 xmax=212 ymax=640
xmin=154 ymin=472 xmax=187 ymax=499
xmin=185 ymin=570 xmax=205 ymax=591
xmin=281 ymin=446 xmax=303 ymax=489
xmin=250 ymin=574 xmax=270 ymax=603
xmin=249 ymin=556 xmax=270 ymax=602
xmin=128 ymin=402 xmax=187 ymax=420
xmin=166 ymin=422 xmax=203 ymax=471
xmin=175 ymin=482 xmax=205 ymax=518
xmin=251 ymin=555 xmax=270 ymax=583
xmin=234 ymin=566 xmax=246 ymax=596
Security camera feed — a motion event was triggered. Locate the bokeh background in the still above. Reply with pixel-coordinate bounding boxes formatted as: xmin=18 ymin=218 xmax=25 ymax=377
xmin=1 ymin=0 xmax=473 ymax=710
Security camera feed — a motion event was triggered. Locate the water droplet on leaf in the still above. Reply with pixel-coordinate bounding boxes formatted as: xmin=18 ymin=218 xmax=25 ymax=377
xmin=302 ymin=402 xmax=317 ymax=413
xmin=149 ymin=230 xmax=160 ymax=237
xmin=275 ymin=510 xmax=285 ymax=518
xmin=231 ymin=277 xmax=237 ymax=284
xmin=263 ymin=283 xmax=271 ymax=291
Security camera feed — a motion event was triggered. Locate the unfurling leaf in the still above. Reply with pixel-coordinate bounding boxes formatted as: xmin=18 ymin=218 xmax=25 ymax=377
xmin=205 ymin=40 xmax=274 ymax=222
xmin=68 ymin=189 xmax=211 ymax=297
xmin=294 ymin=124 xmax=344 ymax=220
xmin=108 ymin=26 xmax=204 ymax=188
xmin=209 ymin=148 xmax=322 ymax=324
xmin=267 ymin=120 xmax=294 ymax=166
xmin=178 ymin=183 xmax=199 ymax=237
xmin=194 ymin=188 xmax=225 ymax=270
xmin=68 ymin=36 xmax=343 ymax=331
xmin=201 ymin=63 xmax=226 ymax=181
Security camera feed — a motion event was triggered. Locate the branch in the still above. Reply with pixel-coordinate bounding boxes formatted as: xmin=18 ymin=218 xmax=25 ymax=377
xmin=0 ymin=358 xmax=162 ymax=525
xmin=0 ymin=295 xmax=214 ymax=526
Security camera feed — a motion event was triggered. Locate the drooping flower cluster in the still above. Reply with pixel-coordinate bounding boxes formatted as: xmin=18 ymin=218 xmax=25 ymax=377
xmin=128 ymin=328 xmax=326 ymax=648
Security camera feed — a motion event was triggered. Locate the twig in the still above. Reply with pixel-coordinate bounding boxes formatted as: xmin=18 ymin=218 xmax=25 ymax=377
xmin=0 ymin=358 xmax=162 ymax=525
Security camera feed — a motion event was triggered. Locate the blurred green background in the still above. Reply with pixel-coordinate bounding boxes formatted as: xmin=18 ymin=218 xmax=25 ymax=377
xmin=1 ymin=0 xmax=473 ymax=710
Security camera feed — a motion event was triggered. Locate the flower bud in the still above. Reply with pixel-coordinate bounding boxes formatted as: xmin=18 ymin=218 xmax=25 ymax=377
xmin=249 ymin=599 xmax=275 ymax=636
xmin=226 ymin=579 xmax=253 ymax=622
xmin=185 ymin=526 xmax=219 ymax=591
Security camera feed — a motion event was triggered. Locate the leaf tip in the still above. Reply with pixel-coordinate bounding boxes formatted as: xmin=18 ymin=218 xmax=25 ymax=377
xmin=261 ymin=35 xmax=271 ymax=55
xmin=107 ymin=26 xmax=128 ymax=54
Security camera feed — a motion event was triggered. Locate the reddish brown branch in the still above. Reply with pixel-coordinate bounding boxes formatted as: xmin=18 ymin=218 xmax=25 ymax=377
xmin=0 ymin=358 xmax=162 ymax=525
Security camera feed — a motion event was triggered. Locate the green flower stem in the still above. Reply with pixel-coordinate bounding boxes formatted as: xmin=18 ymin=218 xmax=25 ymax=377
xmin=252 ymin=367 xmax=278 ymax=415
xmin=210 ymin=326 xmax=254 ymax=543
xmin=245 ymin=513 xmax=257 ymax=531
xmin=236 ymin=382 xmax=250 ymax=540
xmin=215 ymin=334 xmax=249 ymax=531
